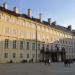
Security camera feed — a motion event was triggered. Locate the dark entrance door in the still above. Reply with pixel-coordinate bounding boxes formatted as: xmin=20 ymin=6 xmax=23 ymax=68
xmin=51 ymin=53 xmax=58 ymax=62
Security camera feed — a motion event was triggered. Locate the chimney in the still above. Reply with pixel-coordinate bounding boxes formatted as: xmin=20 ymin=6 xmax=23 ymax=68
xmin=39 ymin=13 xmax=42 ymax=22
xmin=3 ymin=2 xmax=7 ymax=9
xmin=52 ymin=21 xmax=56 ymax=25
xmin=28 ymin=9 xmax=32 ymax=18
xmin=13 ymin=7 xmax=19 ymax=13
xmin=67 ymin=25 xmax=72 ymax=31
xmin=48 ymin=18 xmax=51 ymax=25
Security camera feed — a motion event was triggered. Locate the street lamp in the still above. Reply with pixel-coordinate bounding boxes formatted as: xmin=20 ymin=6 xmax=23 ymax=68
xmin=35 ymin=24 xmax=37 ymax=63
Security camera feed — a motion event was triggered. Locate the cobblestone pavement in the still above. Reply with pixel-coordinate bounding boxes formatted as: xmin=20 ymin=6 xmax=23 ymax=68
xmin=0 ymin=62 xmax=75 ymax=75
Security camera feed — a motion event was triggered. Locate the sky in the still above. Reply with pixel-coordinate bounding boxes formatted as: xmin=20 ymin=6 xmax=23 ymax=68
xmin=0 ymin=0 xmax=75 ymax=29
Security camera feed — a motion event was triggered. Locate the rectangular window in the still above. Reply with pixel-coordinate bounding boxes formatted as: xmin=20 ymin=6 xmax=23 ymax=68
xmin=42 ymin=44 xmax=45 ymax=48
xmin=4 ymin=53 xmax=8 ymax=58
xmin=26 ymin=42 xmax=30 ymax=50
xmin=69 ymin=41 xmax=70 ymax=45
xmin=20 ymin=53 xmax=23 ymax=58
xmin=6 ymin=16 xmax=10 ymax=22
xmin=51 ymin=45 xmax=53 ymax=50
xmin=27 ymin=32 xmax=30 ymax=39
xmin=20 ymin=32 xmax=24 ymax=37
xmin=13 ymin=18 xmax=17 ymax=24
xmin=32 ymin=54 xmax=35 ymax=58
xmin=5 ymin=27 xmax=10 ymax=33
xmin=32 ymin=34 xmax=35 ymax=39
xmin=32 ymin=43 xmax=35 ymax=50
xmin=46 ymin=45 xmax=49 ymax=49
xmin=63 ymin=40 xmax=64 ymax=44
xmin=5 ymin=39 xmax=9 ymax=48
xmin=20 ymin=41 xmax=23 ymax=49
xmin=13 ymin=29 xmax=17 ymax=35
xmin=27 ymin=54 xmax=29 ymax=58
xmin=38 ymin=54 xmax=40 ymax=58
xmin=13 ymin=40 xmax=16 ymax=49
xmin=66 ymin=41 xmax=67 ymax=44
xmin=46 ymin=45 xmax=49 ymax=51
xmin=13 ymin=53 xmax=16 ymax=58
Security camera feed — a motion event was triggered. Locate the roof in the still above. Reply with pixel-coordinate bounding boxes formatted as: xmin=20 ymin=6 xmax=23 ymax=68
xmin=72 ymin=30 xmax=75 ymax=35
xmin=0 ymin=6 xmax=20 ymax=16
xmin=51 ymin=25 xmax=71 ymax=33
xmin=21 ymin=14 xmax=73 ymax=33
xmin=0 ymin=6 xmax=74 ymax=34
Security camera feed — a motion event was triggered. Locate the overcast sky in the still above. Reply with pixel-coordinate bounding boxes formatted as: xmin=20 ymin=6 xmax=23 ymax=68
xmin=0 ymin=0 xmax=75 ymax=29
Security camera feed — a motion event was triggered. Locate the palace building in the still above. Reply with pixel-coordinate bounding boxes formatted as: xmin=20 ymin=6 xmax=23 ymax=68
xmin=0 ymin=3 xmax=75 ymax=63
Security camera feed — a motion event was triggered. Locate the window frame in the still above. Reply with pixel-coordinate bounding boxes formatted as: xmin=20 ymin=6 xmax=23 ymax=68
xmin=13 ymin=40 xmax=16 ymax=49
xmin=5 ymin=39 xmax=9 ymax=48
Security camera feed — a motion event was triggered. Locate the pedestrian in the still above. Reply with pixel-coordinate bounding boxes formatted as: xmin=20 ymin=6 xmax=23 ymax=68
xmin=49 ymin=59 xmax=51 ymax=64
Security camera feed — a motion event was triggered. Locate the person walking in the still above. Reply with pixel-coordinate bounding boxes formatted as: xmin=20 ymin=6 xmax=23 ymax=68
xmin=49 ymin=59 xmax=51 ymax=64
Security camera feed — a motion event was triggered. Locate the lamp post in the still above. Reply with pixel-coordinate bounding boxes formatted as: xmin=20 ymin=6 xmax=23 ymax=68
xmin=36 ymin=24 xmax=37 ymax=63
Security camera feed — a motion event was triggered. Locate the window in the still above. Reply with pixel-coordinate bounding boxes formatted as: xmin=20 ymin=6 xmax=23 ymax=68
xmin=20 ymin=41 xmax=23 ymax=49
xmin=28 ymin=23 xmax=31 ymax=27
xmin=26 ymin=22 xmax=31 ymax=27
xmin=42 ymin=44 xmax=45 ymax=48
xmin=32 ymin=33 xmax=35 ymax=39
xmin=32 ymin=54 xmax=35 ymax=58
xmin=66 ymin=41 xmax=67 ymax=44
xmin=51 ymin=45 xmax=53 ymax=50
xmin=27 ymin=54 xmax=29 ymax=58
xmin=46 ymin=28 xmax=49 ymax=32
xmin=69 ymin=41 xmax=70 ymax=45
xmin=5 ymin=39 xmax=9 ymax=48
xmin=13 ymin=18 xmax=17 ymax=24
xmin=46 ymin=45 xmax=49 ymax=49
xmin=26 ymin=42 xmax=30 ymax=50
xmin=27 ymin=32 xmax=30 ymax=38
xmin=6 ymin=16 xmax=10 ymax=22
xmin=5 ymin=27 xmax=10 ymax=33
xmin=0 ymin=14 xmax=2 ymax=20
xmin=32 ymin=24 xmax=35 ymax=29
xmin=38 ymin=54 xmax=40 ymax=58
xmin=20 ymin=53 xmax=23 ymax=58
xmin=20 ymin=32 xmax=24 ymax=37
xmin=22 ymin=21 xmax=24 ymax=26
xmin=13 ymin=29 xmax=17 ymax=35
xmin=32 ymin=43 xmax=36 ymax=50
xmin=13 ymin=53 xmax=16 ymax=58
xmin=13 ymin=40 xmax=16 ymax=49
xmin=37 ymin=43 xmax=40 ymax=50
xmin=63 ymin=40 xmax=64 ymax=44
xmin=4 ymin=53 xmax=8 ymax=58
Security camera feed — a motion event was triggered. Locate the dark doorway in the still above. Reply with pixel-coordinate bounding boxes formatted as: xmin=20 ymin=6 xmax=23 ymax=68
xmin=51 ymin=53 xmax=58 ymax=62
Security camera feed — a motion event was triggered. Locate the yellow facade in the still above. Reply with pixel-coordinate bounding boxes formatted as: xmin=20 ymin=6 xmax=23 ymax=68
xmin=0 ymin=5 xmax=75 ymax=63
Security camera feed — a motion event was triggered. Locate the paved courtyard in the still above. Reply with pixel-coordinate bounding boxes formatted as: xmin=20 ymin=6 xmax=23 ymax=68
xmin=0 ymin=62 xmax=75 ymax=75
